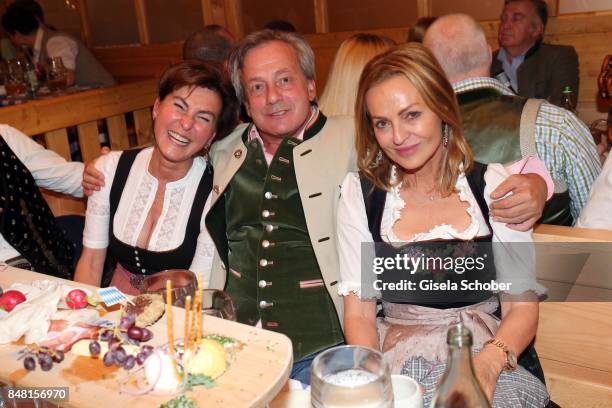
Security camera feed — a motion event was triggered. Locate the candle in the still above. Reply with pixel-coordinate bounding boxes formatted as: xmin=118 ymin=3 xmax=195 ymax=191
xmin=165 ymin=280 xmax=181 ymax=380
xmin=190 ymin=290 xmax=199 ymax=347
xmin=165 ymin=280 xmax=175 ymax=355
xmin=197 ymin=272 xmax=204 ymax=341
xmin=184 ymin=296 xmax=192 ymax=351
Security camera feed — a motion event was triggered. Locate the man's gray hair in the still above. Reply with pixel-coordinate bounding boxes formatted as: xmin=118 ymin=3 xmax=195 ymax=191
xmin=229 ymin=29 xmax=315 ymax=103
xmin=424 ymin=14 xmax=491 ymax=80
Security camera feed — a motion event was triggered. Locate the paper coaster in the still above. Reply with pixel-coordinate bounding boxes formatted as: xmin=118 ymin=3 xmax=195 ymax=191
xmin=97 ymin=287 xmax=129 ymax=307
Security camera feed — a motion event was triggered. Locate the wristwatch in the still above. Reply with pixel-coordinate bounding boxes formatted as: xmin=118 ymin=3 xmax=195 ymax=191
xmin=484 ymin=338 xmax=518 ymax=371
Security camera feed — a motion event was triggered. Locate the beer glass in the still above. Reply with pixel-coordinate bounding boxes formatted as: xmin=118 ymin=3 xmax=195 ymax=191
xmin=311 ymin=345 xmax=394 ymax=408
xmin=5 ymin=59 xmax=27 ymax=97
xmin=46 ymin=57 xmax=67 ymax=92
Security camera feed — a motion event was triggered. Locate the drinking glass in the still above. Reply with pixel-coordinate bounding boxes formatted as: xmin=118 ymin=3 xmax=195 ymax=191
xmin=201 ymin=289 xmax=236 ymax=321
xmin=311 ymin=345 xmax=394 ymax=408
xmin=46 ymin=57 xmax=67 ymax=92
xmin=5 ymin=59 xmax=26 ymax=97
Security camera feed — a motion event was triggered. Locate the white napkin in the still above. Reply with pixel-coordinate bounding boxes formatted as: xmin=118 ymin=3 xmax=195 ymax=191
xmin=0 ymin=281 xmax=63 ymax=344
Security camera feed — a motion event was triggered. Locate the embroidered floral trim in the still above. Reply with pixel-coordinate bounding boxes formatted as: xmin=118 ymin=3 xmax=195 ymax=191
xmin=152 ymin=185 xmax=185 ymax=251
xmin=122 ymin=175 xmax=155 ymax=245
xmin=87 ymin=200 xmax=110 ymax=216
xmin=383 ymin=170 xmax=483 ymax=243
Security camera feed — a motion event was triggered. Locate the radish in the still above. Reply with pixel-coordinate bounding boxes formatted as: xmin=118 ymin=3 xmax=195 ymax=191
xmin=0 ymin=290 xmax=26 ymax=312
xmin=66 ymin=289 xmax=88 ymax=309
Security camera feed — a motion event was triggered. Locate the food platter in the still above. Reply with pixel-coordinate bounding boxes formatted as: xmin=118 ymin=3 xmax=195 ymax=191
xmin=0 ymin=267 xmax=293 ymax=407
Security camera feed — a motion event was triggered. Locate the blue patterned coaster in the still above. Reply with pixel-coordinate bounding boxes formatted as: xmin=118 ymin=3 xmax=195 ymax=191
xmin=97 ymin=287 xmax=129 ymax=307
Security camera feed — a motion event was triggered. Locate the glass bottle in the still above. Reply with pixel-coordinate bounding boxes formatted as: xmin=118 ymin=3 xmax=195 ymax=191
xmin=430 ymin=324 xmax=490 ymax=408
xmin=23 ymin=54 xmax=39 ymax=96
xmin=561 ymin=86 xmax=577 ymax=114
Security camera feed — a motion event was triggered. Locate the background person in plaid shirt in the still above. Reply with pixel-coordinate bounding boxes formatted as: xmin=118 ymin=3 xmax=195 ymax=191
xmin=424 ymin=14 xmax=601 ymax=226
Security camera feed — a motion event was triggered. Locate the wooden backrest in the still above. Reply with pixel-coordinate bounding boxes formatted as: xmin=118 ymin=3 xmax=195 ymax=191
xmin=532 ymin=224 xmax=612 ymax=405
xmin=0 ymin=80 xmax=158 ymax=215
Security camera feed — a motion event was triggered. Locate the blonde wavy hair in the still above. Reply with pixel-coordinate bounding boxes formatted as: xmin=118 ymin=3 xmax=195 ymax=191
xmin=319 ymin=34 xmax=395 ymax=116
xmin=355 ymin=43 xmax=473 ymax=195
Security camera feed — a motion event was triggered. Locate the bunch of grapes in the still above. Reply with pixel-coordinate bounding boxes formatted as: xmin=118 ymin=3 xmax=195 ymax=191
xmin=88 ymin=312 xmax=154 ymax=370
xmin=23 ymin=346 xmax=64 ymax=372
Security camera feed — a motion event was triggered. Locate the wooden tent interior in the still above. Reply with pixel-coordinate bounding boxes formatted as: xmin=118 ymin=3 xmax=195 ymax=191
xmin=1 ymin=0 xmax=611 ymax=406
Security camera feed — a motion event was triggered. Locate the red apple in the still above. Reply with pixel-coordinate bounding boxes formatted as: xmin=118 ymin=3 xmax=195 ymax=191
xmin=66 ymin=289 xmax=88 ymax=309
xmin=0 ymin=290 xmax=26 ymax=312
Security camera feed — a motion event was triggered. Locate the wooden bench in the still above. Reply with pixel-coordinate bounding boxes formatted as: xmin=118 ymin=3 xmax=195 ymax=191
xmin=533 ymin=225 xmax=612 ymax=407
xmin=0 ymin=80 xmax=158 ymax=215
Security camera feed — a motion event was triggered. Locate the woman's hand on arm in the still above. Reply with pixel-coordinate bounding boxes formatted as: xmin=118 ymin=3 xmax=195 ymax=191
xmin=343 ymin=294 xmax=379 ymax=350
xmin=474 ymin=292 xmax=539 ymax=402
xmin=74 ymin=247 xmax=107 ymax=287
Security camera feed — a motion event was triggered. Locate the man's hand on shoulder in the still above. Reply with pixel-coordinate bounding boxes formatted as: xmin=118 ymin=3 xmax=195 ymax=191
xmin=82 ymin=148 xmax=109 ymax=196
xmin=489 ymin=173 xmax=547 ymax=231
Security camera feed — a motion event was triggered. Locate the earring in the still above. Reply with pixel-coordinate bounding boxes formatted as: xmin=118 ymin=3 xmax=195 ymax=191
xmin=368 ymin=149 xmax=383 ymax=168
xmin=375 ymin=150 xmax=383 ymax=166
xmin=443 ymin=123 xmax=450 ymax=148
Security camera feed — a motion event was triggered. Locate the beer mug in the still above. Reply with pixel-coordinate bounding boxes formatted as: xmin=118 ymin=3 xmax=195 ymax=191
xmin=311 ymin=345 xmax=394 ymax=408
xmin=5 ymin=59 xmax=27 ymax=97
xmin=46 ymin=57 xmax=67 ymax=92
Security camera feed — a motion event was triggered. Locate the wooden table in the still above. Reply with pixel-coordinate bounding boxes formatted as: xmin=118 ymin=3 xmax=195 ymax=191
xmin=0 ymin=268 xmax=293 ymax=407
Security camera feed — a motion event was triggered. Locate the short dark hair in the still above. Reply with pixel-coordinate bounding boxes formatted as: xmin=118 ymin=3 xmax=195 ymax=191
xmin=505 ymin=0 xmax=548 ymax=30
xmin=182 ymin=25 xmax=235 ymax=63
xmin=14 ymin=0 xmax=45 ymax=22
xmin=158 ymin=60 xmax=239 ymax=141
xmin=263 ymin=20 xmax=296 ymax=33
xmin=1 ymin=4 xmax=40 ymax=36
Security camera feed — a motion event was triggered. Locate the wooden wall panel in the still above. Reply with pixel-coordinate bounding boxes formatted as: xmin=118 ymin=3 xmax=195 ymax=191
xmin=328 ymin=0 xmax=419 ymax=32
xmin=146 ymin=0 xmax=204 ymax=44
xmin=431 ymin=0 xmax=504 ymax=21
xmin=241 ymin=0 xmax=315 ymax=34
xmin=85 ymin=0 xmax=139 ymax=46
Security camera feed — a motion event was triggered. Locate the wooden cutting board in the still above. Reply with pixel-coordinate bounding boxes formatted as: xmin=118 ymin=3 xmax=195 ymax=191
xmin=0 ymin=267 xmax=293 ymax=407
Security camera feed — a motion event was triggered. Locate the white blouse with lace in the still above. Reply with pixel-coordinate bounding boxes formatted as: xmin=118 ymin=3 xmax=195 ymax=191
xmin=336 ymin=163 xmax=547 ymax=298
xmin=82 ymin=147 xmax=214 ymax=287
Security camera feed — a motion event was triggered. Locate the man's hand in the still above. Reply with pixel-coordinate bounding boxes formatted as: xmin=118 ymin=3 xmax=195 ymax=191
xmin=82 ymin=160 xmax=105 ymax=196
xmin=489 ymin=173 xmax=547 ymax=231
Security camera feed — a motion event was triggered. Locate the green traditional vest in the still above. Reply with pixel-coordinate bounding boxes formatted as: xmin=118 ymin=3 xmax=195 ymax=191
xmin=457 ymin=87 xmax=573 ymax=226
xmin=220 ymin=125 xmax=344 ymax=361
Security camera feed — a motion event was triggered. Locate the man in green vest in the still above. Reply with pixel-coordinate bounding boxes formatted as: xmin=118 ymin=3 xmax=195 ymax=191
xmin=81 ymin=29 xmax=550 ymax=384
xmin=424 ymin=14 xmax=601 ymax=225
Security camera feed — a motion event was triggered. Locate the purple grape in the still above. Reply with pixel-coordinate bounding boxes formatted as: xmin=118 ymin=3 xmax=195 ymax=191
xmin=103 ymin=351 xmax=114 ymax=367
xmin=108 ymin=337 xmax=121 ymax=350
xmin=89 ymin=341 xmax=101 ymax=357
xmin=140 ymin=345 xmax=154 ymax=357
xmin=140 ymin=328 xmax=153 ymax=342
xmin=119 ymin=313 xmax=136 ymax=330
xmin=114 ymin=347 xmax=127 ymax=365
xmin=23 ymin=356 xmax=36 ymax=371
xmin=38 ymin=354 xmax=53 ymax=371
xmin=127 ymin=326 xmax=143 ymax=341
xmin=123 ymin=355 xmax=136 ymax=370
xmin=51 ymin=350 xmax=64 ymax=363
xmin=100 ymin=330 xmax=113 ymax=342
xmin=135 ymin=352 xmax=146 ymax=366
